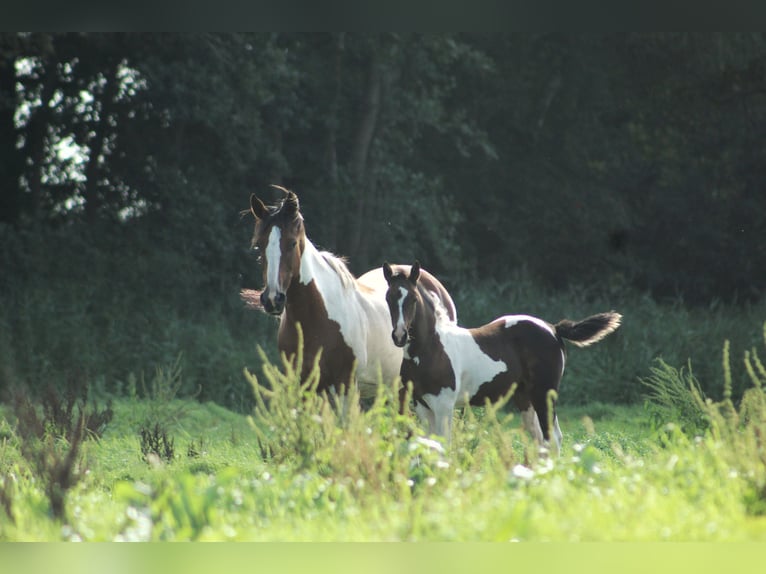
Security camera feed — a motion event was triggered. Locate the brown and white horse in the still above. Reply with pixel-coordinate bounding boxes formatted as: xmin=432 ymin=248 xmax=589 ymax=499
xmin=242 ymin=189 xmax=457 ymax=397
xmin=382 ymin=261 xmax=621 ymax=454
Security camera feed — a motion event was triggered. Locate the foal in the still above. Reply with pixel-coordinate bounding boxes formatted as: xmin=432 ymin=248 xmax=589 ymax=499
xmin=383 ymin=261 xmax=621 ymax=454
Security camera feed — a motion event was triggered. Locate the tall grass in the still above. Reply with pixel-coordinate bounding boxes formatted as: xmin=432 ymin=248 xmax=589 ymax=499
xmin=245 ymin=325 xmax=475 ymax=499
xmin=3 ymin=348 xmax=766 ymax=540
xmin=644 ymin=322 xmax=766 ymax=516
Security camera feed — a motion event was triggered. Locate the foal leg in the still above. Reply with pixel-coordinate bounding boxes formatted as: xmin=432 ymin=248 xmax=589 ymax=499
xmin=415 ymin=394 xmax=454 ymax=445
xmin=521 ymin=405 xmax=546 ymax=445
xmin=414 ymin=402 xmax=437 ymax=436
xmin=551 ymin=413 xmax=563 ymax=455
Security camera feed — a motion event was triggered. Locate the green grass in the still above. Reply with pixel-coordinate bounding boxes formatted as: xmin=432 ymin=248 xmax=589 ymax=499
xmin=2 ymin=354 xmax=766 ymax=541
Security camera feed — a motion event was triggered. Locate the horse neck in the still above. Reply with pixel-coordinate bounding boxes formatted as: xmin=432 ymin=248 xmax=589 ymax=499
xmin=405 ymin=287 xmax=441 ymax=358
xmin=288 ymin=236 xmax=349 ymax=304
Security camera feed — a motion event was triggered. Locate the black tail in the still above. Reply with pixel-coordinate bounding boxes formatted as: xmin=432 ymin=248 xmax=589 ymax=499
xmin=554 ymin=312 xmax=622 ymax=348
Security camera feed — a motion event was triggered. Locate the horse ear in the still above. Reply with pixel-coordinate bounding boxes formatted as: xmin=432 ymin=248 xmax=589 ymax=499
xmin=409 ymin=261 xmax=421 ymax=284
xmin=282 ymin=190 xmax=300 ymax=218
xmin=383 ymin=262 xmax=393 ymax=282
xmin=250 ymin=194 xmax=268 ymax=220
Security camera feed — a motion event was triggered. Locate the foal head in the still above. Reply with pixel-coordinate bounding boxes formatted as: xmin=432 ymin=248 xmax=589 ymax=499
xmin=382 ymin=261 xmax=421 ymax=347
xmin=249 ymin=188 xmax=305 ymax=315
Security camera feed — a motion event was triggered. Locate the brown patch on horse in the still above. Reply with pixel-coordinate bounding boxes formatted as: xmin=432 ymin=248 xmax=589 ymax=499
xmin=469 ymin=320 xmax=565 ymax=433
xmin=278 ymin=277 xmax=356 ymax=394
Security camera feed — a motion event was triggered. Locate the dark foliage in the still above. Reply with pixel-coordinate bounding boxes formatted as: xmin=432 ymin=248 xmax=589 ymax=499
xmin=9 ymin=383 xmax=112 ymax=443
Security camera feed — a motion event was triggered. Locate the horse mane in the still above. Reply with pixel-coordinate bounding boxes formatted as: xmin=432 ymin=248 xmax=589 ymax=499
xmin=318 ymin=250 xmax=357 ymax=290
xmin=423 ymin=287 xmax=452 ymax=326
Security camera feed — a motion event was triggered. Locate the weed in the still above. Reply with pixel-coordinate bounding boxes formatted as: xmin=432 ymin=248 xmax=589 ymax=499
xmin=9 ymin=383 xmax=112 ymax=443
xmin=246 ymin=324 xmax=445 ymax=497
xmin=6 ymin=383 xmax=110 ymax=522
xmin=139 ymin=423 xmax=176 ymax=464
xmin=186 ymin=438 xmax=206 ymax=459
xmin=25 ymin=431 xmax=86 ymax=521
xmin=641 ymin=358 xmax=709 ymax=433
xmin=137 ymin=354 xmax=200 ymax=429
xmin=646 ymin=324 xmax=766 ymax=517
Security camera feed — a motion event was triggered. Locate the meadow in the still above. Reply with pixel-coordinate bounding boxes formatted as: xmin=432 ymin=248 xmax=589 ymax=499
xmin=2 ymin=234 xmax=766 ymax=542
xmin=1 ymin=324 xmax=766 ymax=542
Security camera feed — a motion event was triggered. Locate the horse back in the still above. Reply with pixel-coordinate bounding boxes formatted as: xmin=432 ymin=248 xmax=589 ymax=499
xmin=467 ymin=317 xmax=565 ymax=407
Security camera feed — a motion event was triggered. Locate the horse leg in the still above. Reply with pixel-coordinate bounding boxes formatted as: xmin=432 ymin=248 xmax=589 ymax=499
xmin=420 ymin=391 xmax=455 ymax=445
xmin=521 ymin=405 xmax=545 ymax=445
xmin=414 ymin=401 xmax=436 ymax=436
xmin=551 ymin=412 xmax=563 ymax=455
xmin=530 ymin=393 xmax=562 ymax=456
xmin=432 ymin=405 xmax=454 ymax=444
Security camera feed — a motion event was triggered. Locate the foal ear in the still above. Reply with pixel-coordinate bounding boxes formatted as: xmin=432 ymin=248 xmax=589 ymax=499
xmin=382 ymin=262 xmax=393 ymax=282
xmin=250 ymin=194 xmax=268 ymax=220
xmin=409 ymin=260 xmax=421 ymax=284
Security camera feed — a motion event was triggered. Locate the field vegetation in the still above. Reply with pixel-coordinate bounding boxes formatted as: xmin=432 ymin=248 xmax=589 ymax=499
xmin=2 ymin=33 xmax=766 ymax=542
xmin=1 ymin=312 xmax=766 ymax=541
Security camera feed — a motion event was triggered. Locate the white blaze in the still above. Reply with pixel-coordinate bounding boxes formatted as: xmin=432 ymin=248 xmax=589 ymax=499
xmin=393 ymin=286 xmax=409 ymax=340
xmin=265 ymin=226 xmax=282 ymax=300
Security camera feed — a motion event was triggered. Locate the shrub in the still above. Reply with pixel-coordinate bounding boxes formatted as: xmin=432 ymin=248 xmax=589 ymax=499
xmin=641 ymin=358 xmax=709 ymax=434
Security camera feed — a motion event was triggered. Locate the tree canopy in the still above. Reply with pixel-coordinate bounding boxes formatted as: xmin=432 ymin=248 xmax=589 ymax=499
xmin=2 ymin=33 xmax=765 ymax=303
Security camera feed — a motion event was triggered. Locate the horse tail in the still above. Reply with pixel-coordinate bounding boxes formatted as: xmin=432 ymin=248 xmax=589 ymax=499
xmin=554 ymin=312 xmax=622 ymax=348
xmin=240 ymin=288 xmax=264 ymax=311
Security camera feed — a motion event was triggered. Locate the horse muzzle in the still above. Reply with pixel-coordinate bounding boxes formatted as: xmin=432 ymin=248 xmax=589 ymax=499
xmin=391 ymin=331 xmax=408 ymax=348
xmin=260 ymin=290 xmax=286 ymax=315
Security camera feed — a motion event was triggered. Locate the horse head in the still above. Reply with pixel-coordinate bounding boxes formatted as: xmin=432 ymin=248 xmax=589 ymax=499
xmin=249 ymin=187 xmax=305 ymax=315
xmin=382 ymin=261 xmax=421 ymax=347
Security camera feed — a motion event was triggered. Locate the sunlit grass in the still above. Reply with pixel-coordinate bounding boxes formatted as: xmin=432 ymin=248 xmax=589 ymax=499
xmin=2 ymin=342 xmax=766 ymax=541
xmin=2 ymin=323 xmax=766 ymax=540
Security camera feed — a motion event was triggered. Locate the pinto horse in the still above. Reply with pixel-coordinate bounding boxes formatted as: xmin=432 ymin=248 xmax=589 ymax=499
xmin=242 ymin=189 xmax=457 ymax=397
xmin=382 ymin=261 xmax=621 ymax=454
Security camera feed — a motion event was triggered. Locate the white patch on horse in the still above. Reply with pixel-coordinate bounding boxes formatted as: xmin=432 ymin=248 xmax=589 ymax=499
xmin=521 ymin=405 xmax=562 ymax=456
xmin=265 ymin=226 xmax=282 ymax=300
xmin=560 ymin=349 xmax=566 ymax=379
xmin=403 ymin=345 xmax=420 ymax=365
xmin=552 ymin=414 xmax=562 ymax=455
xmin=429 ymin=293 xmax=508 ymax=407
xmin=295 ymin=238 xmax=402 ymax=396
xmin=503 ymin=314 xmax=557 ymax=338
xmin=393 ymin=286 xmax=409 ymax=342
